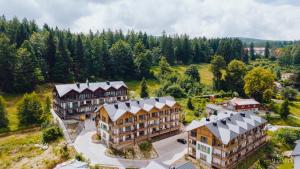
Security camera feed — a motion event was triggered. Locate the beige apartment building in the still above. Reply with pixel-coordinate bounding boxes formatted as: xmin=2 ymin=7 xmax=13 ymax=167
xmin=95 ymin=96 xmax=181 ymax=150
xmin=186 ymin=109 xmax=267 ymax=169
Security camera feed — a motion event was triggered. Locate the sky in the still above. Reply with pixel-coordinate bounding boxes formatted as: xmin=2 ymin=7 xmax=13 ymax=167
xmin=0 ymin=0 xmax=300 ymax=40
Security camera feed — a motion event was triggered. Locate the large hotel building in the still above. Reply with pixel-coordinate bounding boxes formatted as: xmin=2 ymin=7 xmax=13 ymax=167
xmin=53 ymin=81 xmax=128 ymax=120
xmin=95 ymin=96 xmax=181 ymax=150
xmin=186 ymin=107 xmax=267 ymax=169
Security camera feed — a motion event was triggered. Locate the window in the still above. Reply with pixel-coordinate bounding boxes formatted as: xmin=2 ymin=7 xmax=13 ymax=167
xmin=139 ymin=114 xmax=145 ymax=120
xmin=125 ymin=117 xmax=133 ymax=124
xmin=198 ymin=144 xmax=210 ymax=154
xmin=139 ymin=131 xmax=145 ymax=136
xmin=200 ymin=136 xmax=208 ymax=144
xmin=118 ymin=119 xmax=123 ymax=125
xmin=200 ymin=153 xmax=207 ymax=161
xmin=125 ymin=126 xmax=131 ymax=132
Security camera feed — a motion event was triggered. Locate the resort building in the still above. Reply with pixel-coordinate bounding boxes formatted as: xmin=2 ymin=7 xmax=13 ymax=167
xmin=95 ymin=96 xmax=181 ymax=150
xmin=227 ymin=97 xmax=260 ymax=113
xmin=53 ymin=81 xmax=128 ymax=120
xmin=143 ymin=161 xmax=196 ymax=169
xmin=186 ymin=110 xmax=267 ymax=169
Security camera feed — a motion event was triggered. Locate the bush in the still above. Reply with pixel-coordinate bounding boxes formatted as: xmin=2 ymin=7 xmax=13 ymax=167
xmin=75 ymin=153 xmax=86 ymax=161
xmin=139 ymin=141 xmax=152 ymax=152
xmin=42 ymin=125 xmax=62 ymax=143
xmin=274 ymin=128 xmax=300 ymax=149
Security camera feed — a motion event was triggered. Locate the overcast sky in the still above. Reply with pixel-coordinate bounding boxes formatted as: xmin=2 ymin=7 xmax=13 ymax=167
xmin=0 ymin=0 xmax=299 ymax=40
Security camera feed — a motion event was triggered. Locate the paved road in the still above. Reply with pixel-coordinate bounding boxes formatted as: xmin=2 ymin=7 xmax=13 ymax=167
xmin=73 ymin=128 xmax=187 ymax=168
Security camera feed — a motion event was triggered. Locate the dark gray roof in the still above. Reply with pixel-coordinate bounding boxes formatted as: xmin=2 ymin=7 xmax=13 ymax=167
xmin=175 ymin=162 xmax=196 ymax=169
xmin=55 ymin=81 xmax=127 ymax=97
xmin=99 ymin=96 xmax=177 ymax=121
xmin=186 ymin=111 xmax=267 ymax=145
xmin=292 ymin=140 xmax=300 ymax=156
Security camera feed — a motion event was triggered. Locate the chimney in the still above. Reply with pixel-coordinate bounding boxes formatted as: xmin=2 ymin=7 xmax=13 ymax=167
xmin=114 ymin=104 xmax=118 ymax=109
xmin=206 ymin=118 xmax=210 ymax=122
xmin=221 ymin=119 xmax=227 ymax=125
xmin=76 ymin=82 xmax=80 ymax=88
xmin=213 ymin=122 xmax=217 ymax=126
xmin=155 ymin=98 xmax=159 ymax=102
xmin=240 ymin=112 xmax=245 ymax=117
xmin=106 ymin=81 xmax=110 ymax=85
xmin=137 ymin=100 xmax=140 ymax=104
xmin=125 ymin=102 xmax=130 ymax=107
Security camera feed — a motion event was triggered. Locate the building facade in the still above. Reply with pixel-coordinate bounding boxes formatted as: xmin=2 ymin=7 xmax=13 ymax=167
xmin=186 ymin=111 xmax=267 ymax=169
xmin=53 ymin=81 xmax=128 ymax=120
xmin=95 ymin=96 xmax=181 ymax=150
xmin=227 ymin=97 xmax=260 ymax=113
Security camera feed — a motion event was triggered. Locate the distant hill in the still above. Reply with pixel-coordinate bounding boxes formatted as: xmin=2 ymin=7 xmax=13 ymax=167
xmin=238 ymin=37 xmax=300 ymax=47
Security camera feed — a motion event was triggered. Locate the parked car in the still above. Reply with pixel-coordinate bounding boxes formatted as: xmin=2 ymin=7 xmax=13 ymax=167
xmin=177 ymin=138 xmax=187 ymax=144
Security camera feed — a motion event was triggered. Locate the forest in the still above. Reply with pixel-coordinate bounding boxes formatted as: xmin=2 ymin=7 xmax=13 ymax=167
xmin=0 ymin=16 xmax=248 ymax=93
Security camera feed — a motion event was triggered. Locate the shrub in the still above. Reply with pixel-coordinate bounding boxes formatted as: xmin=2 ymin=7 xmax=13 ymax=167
xmin=274 ymin=128 xmax=300 ymax=149
xmin=75 ymin=153 xmax=86 ymax=161
xmin=139 ymin=141 xmax=152 ymax=152
xmin=42 ymin=125 xmax=62 ymax=143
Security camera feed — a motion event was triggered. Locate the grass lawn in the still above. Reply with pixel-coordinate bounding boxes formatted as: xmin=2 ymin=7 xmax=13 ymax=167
xmin=290 ymin=102 xmax=300 ymax=117
xmin=1 ymin=84 xmax=53 ymax=132
xmin=266 ymin=115 xmax=300 ymax=127
xmin=151 ymin=63 xmax=213 ymax=86
xmin=0 ymin=130 xmax=43 ymax=168
xmin=277 ymin=158 xmax=293 ymax=169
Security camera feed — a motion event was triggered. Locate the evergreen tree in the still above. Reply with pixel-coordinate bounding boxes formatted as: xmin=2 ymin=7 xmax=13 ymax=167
xmin=210 ymin=55 xmax=226 ymax=90
xmin=74 ymin=35 xmax=86 ymax=81
xmin=184 ymin=65 xmax=200 ymax=82
xmin=41 ymin=96 xmax=51 ymax=123
xmin=45 ymin=31 xmax=56 ymax=81
xmin=158 ymin=57 xmax=172 ymax=80
xmin=0 ymin=34 xmax=17 ymax=92
xmin=264 ymin=41 xmax=270 ymax=59
xmin=279 ymin=99 xmax=290 ymax=119
xmin=53 ymin=36 xmax=74 ymax=82
xmin=0 ymin=96 xmax=8 ymax=128
xmin=187 ymin=97 xmax=194 ymax=110
xmin=14 ymin=47 xmax=37 ymax=92
xmin=249 ymin=42 xmax=255 ymax=60
xmin=109 ymin=40 xmax=135 ymax=79
xmin=182 ymin=35 xmax=192 ymax=64
xmin=140 ymin=78 xmax=149 ymax=98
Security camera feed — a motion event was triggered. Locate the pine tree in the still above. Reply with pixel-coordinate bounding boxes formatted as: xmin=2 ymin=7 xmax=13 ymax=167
xmin=250 ymin=42 xmax=255 ymax=60
xmin=45 ymin=31 xmax=56 ymax=81
xmin=0 ymin=96 xmax=8 ymax=128
xmin=140 ymin=78 xmax=149 ymax=98
xmin=0 ymin=34 xmax=17 ymax=92
xmin=41 ymin=96 xmax=51 ymax=123
xmin=187 ymin=97 xmax=194 ymax=110
xmin=74 ymin=35 xmax=86 ymax=81
xmin=279 ymin=99 xmax=290 ymax=119
xmin=264 ymin=41 xmax=270 ymax=59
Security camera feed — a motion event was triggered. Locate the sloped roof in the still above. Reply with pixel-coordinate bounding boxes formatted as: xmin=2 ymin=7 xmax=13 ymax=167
xmin=175 ymin=161 xmax=196 ymax=169
xmin=98 ymin=96 xmax=178 ymax=121
xmin=55 ymin=81 xmax=127 ymax=97
xmin=186 ymin=111 xmax=267 ymax=145
xmin=230 ymin=97 xmax=260 ymax=106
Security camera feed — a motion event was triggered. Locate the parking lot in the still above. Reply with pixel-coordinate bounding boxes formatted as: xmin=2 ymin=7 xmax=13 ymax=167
xmin=73 ymin=124 xmax=188 ymax=168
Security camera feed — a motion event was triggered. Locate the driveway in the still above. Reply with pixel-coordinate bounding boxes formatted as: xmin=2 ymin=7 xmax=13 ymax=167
xmin=153 ymin=132 xmax=188 ymax=165
xmin=73 ymin=127 xmax=187 ymax=168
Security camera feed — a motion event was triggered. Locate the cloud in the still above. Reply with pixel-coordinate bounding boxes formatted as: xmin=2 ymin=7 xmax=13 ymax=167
xmin=0 ymin=0 xmax=300 ymax=40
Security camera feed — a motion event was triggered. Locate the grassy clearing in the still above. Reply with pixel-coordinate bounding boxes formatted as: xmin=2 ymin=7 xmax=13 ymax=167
xmin=2 ymin=84 xmax=53 ymax=132
xmin=151 ymin=63 xmax=213 ymax=86
xmin=277 ymin=158 xmax=293 ymax=169
xmin=267 ymin=115 xmax=300 ymax=127
xmin=0 ymin=130 xmax=43 ymax=168
xmin=290 ymin=102 xmax=300 ymax=117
